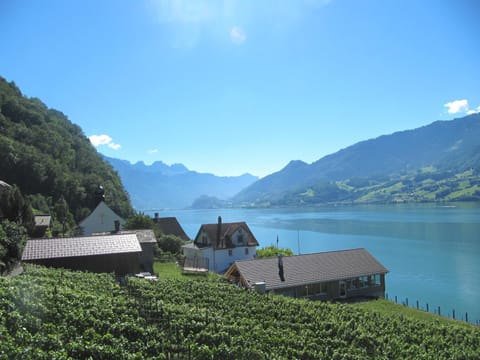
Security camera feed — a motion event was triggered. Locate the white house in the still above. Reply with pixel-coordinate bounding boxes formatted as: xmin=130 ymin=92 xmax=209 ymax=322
xmin=182 ymin=216 xmax=259 ymax=273
xmin=78 ymin=201 xmax=126 ymax=235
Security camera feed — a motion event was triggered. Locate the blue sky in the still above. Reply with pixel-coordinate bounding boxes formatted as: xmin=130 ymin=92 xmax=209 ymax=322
xmin=1 ymin=0 xmax=479 ymax=177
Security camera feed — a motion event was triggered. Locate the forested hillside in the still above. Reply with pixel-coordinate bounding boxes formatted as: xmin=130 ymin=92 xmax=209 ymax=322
xmin=234 ymin=114 xmax=480 ymax=206
xmin=0 ymin=77 xmax=133 ymax=220
xmin=1 ymin=265 xmax=478 ymax=359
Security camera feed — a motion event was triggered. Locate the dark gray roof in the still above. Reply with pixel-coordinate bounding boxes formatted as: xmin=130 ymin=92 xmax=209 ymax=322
xmin=229 ymin=248 xmax=388 ymax=290
xmin=154 ymin=217 xmax=190 ymax=241
xmin=21 ymin=234 xmax=141 ymax=260
xmin=128 ymin=229 xmax=157 ymax=244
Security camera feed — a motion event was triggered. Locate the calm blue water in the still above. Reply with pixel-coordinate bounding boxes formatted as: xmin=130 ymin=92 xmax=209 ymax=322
xmin=155 ymin=203 xmax=480 ymax=323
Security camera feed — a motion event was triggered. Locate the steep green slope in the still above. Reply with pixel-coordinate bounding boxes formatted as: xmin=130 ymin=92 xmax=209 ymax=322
xmin=1 ymin=265 xmax=478 ymax=359
xmin=0 ymin=77 xmax=133 ymax=221
xmin=234 ymin=114 xmax=480 ymax=206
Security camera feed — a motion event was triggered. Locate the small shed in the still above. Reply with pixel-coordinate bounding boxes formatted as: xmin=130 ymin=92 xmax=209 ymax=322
xmin=21 ymin=234 xmax=141 ymax=276
xmin=225 ymin=248 xmax=388 ymax=301
xmin=128 ymin=229 xmax=157 ymax=273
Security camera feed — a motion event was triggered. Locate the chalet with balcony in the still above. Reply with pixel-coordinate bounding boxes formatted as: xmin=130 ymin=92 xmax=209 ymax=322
xmin=225 ymin=248 xmax=388 ymax=301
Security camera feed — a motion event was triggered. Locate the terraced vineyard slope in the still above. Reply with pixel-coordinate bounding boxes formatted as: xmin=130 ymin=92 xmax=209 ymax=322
xmin=1 ymin=265 xmax=479 ymax=359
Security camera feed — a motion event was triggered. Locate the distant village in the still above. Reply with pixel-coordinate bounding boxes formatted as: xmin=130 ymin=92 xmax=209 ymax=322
xmin=20 ymin=188 xmax=388 ymax=303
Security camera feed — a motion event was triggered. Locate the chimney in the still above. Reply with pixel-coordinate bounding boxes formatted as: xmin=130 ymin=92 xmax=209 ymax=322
xmin=114 ymin=220 xmax=120 ymax=233
xmin=278 ymin=254 xmax=285 ymax=282
xmin=216 ymin=216 xmax=222 ymax=249
xmin=154 ymin=212 xmax=159 ymax=223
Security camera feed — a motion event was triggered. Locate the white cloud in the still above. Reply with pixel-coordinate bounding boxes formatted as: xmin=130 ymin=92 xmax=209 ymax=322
xmin=444 ymin=99 xmax=469 ymax=114
xmin=230 ymin=26 xmax=246 ymax=44
xmin=467 ymin=106 xmax=480 ymax=115
xmin=148 ymin=149 xmax=159 ymax=154
xmin=89 ymin=134 xmax=121 ymax=150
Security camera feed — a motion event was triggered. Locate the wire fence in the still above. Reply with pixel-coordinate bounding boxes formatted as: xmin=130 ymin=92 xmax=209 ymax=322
xmin=385 ymin=293 xmax=479 ymax=326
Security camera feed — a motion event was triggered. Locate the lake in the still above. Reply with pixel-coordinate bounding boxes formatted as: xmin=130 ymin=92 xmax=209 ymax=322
xmin=155 ymin=203 xmax=480 ymax=324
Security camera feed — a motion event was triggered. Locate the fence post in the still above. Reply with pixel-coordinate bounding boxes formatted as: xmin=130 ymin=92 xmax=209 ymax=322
xmin=395 ymin=295 xmax=397 ymax=304
xmin=426 ymin=303 xmax=429 ymax=312
xmin=416 ymin=300 xmax=419 ymax=309
xmin=465 ymin=312 xmax=468 ymax=323
xmin=405 ymin=298 xmax=408 ymax=307
xmin=438 ymin=306 xmax=441 ymax=316
xmin=452 ymin=309 xmax=455 ymax=320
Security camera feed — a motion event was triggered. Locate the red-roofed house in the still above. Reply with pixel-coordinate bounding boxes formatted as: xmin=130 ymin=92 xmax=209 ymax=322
xmin=182 ymin=216 xmax=259 ymax=273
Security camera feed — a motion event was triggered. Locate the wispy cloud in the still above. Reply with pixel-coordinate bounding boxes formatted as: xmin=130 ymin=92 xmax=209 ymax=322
xmin=89 ymin=134 xmax=121 ymax=150
xmin=444 ymin=99 xmax=480 ymax=115
xmin=148 ymin=148 xmax=159 ymax=154
xmin=147 ymin=0 xmax=331 ymax=47
xmin=230 ymin=26 xmax=246 ymax=44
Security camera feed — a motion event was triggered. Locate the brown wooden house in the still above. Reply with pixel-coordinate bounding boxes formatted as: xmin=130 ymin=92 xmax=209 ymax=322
xmin=21 ymin=234 xmax=141 ymax=276
xmin=225 ymin=248 xmax=388 ymax=301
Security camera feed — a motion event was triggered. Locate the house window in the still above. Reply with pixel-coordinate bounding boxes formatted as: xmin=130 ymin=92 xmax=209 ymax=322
xmin=245 ymin=248 xmax=249 ymax=255
xmin=228 ymin=249 xmax=233 ymax=256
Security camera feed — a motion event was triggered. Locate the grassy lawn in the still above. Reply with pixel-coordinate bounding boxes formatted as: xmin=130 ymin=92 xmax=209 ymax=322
xmin=153 ymin=261 xmax=185 ymax=279
xmin=153 ymin=261 xmax=223 ymax=282
xmin=352 ymin=299 xmax=475 ymax=328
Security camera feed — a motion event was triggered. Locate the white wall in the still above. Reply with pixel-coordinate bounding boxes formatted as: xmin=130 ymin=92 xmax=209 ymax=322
xmin=79 ymin=202 xmax=125 ymax=235
xmin=209 ymin=246 xmax=257 ymax=273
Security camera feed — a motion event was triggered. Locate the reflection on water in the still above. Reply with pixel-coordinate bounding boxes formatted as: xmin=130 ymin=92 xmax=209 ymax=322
xmin=156 ymin=203 xmax=480 ymax=323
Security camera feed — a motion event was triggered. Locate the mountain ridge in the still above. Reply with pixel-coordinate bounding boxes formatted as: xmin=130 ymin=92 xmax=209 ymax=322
xmin=233 ymin=114 xmax=480 ymax=206
xmin=103 ymin=155 xmax=258 ymax=210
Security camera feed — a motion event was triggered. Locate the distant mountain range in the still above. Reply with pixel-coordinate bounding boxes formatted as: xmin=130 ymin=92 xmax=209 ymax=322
xmin=233 ymin=114 xmax=480 ymax=206
xmin=106 ymin=114 xmax=480 ymax=209
xmin=103 ymin=156 xmax=258 ymax=210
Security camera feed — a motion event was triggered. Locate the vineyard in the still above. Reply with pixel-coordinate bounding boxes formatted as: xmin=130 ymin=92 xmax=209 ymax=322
xmin=1 ymin=265 xmax=479 ymax=359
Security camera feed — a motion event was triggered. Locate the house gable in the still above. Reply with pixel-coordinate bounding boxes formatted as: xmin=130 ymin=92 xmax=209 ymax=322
xmin=79 ymin=201 xmax=125 ymax=235
xmin=193 ymin=219 xmax=259 ymax=249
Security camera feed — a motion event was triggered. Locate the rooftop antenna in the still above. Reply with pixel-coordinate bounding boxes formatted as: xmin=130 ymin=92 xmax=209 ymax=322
xmin=297 ymin=229 xmax=301 ymax=255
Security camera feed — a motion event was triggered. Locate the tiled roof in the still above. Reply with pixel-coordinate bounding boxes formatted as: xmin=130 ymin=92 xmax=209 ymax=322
xmin=154 ymin=217 xmax=190 ymax=241
xmin=128 ymin=229 xmax=157 ymax=244
xmin=195 ymin=221 xmax=259 ymax=249
xmin=182 ymin=242 xmax=198 ymax=250
xmin=229 ymin=248 xmax=388 ymax=290
xmin=21 ymin=234 xmax=141 ymax=261
xmin=0 ymin=180 xmax=11 ymax=189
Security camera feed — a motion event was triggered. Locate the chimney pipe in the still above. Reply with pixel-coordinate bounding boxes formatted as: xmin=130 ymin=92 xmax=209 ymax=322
xmin=216 ymin=216 xmax=222 ymax=249
xmin=114 ymin=220 xmax=120 ymax=233
xmin=278 ymin=254 xmax=285 ymax=282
